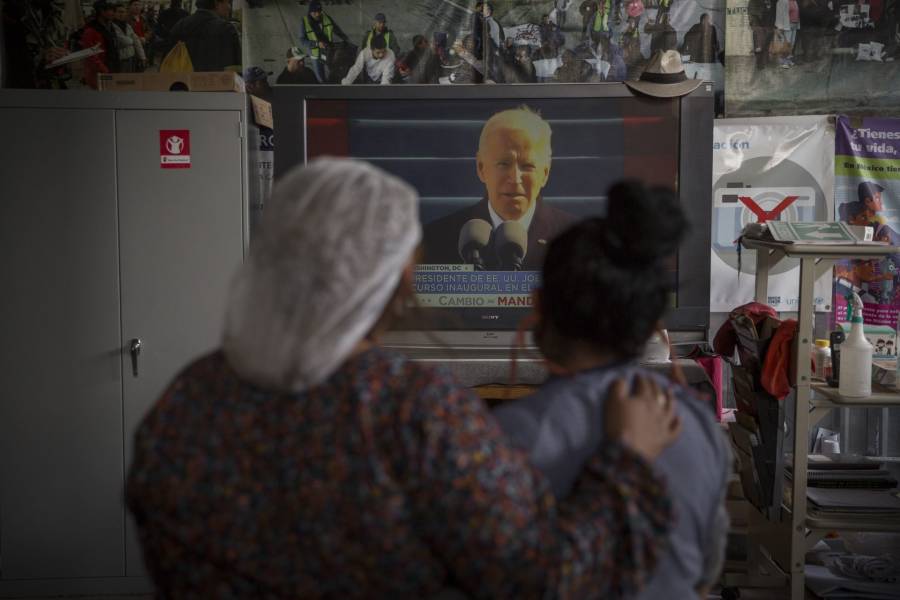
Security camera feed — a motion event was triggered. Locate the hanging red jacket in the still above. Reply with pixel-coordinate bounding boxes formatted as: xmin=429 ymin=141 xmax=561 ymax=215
xmin=761 ymin=319 xmax=798 ymax=400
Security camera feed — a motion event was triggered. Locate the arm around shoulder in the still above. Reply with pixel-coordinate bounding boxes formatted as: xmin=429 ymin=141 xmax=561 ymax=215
xmin=405 ymin=372 xmax=673 ymax=598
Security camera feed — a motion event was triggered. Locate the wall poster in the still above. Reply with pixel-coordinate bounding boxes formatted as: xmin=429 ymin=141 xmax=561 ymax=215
xmin=711 ymin=115 xmax=835 ymax=312
xmin=1 ymin=0 xmax=243 ymax=90
xmin=724 ymin=0 xmax=900 ymax=116
xmin=240 ymin=0 xmax=725 ymax=92
xmin=834 ymin=116 xmax=900 ymax=344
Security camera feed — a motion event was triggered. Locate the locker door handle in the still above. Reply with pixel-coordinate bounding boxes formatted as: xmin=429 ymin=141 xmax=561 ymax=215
xmin=129 ymin=338 xmax=142 ymax=377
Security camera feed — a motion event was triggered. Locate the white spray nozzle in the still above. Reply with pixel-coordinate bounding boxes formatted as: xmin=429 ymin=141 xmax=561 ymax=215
xmin=850 ymin=291 xmax=864 ymax=323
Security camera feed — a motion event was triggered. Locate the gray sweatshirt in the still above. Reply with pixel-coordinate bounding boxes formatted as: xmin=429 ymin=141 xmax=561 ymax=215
xmin=494 ymin=364 xmax=731 ymax=598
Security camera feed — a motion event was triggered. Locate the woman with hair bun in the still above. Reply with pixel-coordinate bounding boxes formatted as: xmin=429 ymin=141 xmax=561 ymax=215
xmin=495 ymin=180 xmax=732 ymax=600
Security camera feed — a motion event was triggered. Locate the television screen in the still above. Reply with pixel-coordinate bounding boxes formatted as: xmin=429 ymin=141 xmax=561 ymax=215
xmin=273 ymin=83 xmax=713 ymax=338
xmin=274 ymin=85 xmax=712 ymax=334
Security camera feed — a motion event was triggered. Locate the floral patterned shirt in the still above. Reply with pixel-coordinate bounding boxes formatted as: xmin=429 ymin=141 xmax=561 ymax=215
xmin=127 ymin=347 xmax=671 ymax=599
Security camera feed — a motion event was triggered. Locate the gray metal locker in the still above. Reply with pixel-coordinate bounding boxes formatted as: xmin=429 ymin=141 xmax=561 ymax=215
xmin=0 ymin=91 xmax=249 ymax=596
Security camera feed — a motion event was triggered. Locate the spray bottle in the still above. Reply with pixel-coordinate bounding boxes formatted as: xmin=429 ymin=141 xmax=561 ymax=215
xmin=839 ymin=291 xmax=873 ymax=398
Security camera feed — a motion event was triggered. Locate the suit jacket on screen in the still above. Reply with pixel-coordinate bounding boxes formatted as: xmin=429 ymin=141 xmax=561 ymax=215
xmin=422 ymin=197 xmax=578 ymax=271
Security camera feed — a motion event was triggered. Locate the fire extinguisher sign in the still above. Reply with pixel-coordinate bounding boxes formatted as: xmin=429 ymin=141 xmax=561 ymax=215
xmin=160 ymin=130 xmax=191 ymax=169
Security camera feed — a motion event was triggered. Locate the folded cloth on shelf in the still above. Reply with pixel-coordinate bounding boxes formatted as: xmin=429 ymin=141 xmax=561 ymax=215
xmin=807 ymin=470 xmax=899 ymax=489
xmin=806 ymin=563 xmax=900 ymax=599
xmin=807 ymin=487 xmax=900 ymax=513
xmin=797 ymin=459 xmax=883 ymax=471
xmin=787 ymin=465 xmax=899 ymax=488
xmin=829 ymin=554 xmax=900 ymax=583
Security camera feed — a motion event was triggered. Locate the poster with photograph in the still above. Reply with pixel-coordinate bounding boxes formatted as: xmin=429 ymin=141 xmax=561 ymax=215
xmin=1 ymin=0 xmax=243 ymax=90
xmin=240 ymin=0 xmax=724 ymax=92
xmin=724 ymin=0 xmax=900 ymax=116
xmin=833 ymin=116 xmax=900 ymax=337
xmin=711 ymin=115 xmax=835 ymax=312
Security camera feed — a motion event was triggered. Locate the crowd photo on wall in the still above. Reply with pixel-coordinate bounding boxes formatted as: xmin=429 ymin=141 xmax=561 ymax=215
xmin=726 ymin=0 xmax=900 ymax=115
xmin=2 ymin=0 xmax=726 ymax=93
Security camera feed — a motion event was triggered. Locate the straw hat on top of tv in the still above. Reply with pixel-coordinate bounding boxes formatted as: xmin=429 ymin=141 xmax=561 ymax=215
xmin=625 ymin=50 xmax=704 ymax=98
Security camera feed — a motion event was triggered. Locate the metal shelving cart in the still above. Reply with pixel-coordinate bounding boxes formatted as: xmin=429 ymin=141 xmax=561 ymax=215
xmin=736 ymin=238 xmax=900 ymax=599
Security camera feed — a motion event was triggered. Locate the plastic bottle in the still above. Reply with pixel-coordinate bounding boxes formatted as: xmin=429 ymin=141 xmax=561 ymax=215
xmin=828 ymin=329 xmax=845 ymax=388
xmin=839 ymin=292 xmax=873 ymax=398
xmin=814 ymin=339 xmax=831 ymax=381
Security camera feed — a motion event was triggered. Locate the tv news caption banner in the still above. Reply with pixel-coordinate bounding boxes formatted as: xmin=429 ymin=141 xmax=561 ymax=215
xmin=834 ymin=116 xmax=900 ymax=332
xmin=710 ymin=116 xmax=834 ymax=313
xmin=415 ymin=265 xmax=538 ymax=308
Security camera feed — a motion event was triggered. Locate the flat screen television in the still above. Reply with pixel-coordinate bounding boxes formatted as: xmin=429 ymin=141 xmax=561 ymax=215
xmin=273 ymin=84 xmax=712 ymax=349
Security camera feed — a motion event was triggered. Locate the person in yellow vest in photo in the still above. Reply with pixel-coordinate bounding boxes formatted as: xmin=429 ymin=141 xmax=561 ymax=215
xmin=361 ymin=12 xmax=400 ymax=57
xmin=591 ymin=0 xmax=613 ymax=41
xmin=299 ymin=0 xmax=350 ymax=83
xmin=656 ymin=0 xmax=673 ymax=23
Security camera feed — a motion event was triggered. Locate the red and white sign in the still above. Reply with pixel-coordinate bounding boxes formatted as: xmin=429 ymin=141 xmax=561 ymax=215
xmin=160 ymin=130 xmax=191 ymax=169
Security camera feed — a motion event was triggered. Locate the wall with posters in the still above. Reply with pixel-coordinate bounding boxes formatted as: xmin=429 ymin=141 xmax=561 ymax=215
xmin=711 ymin=115 xmax=835 ymax=312
xmin=725 ymin=0 xmax=900 ymax=116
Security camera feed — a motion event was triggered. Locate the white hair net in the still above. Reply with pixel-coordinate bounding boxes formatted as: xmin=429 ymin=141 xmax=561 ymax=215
xmin=222 ymin=158 xmax=422 ymax=392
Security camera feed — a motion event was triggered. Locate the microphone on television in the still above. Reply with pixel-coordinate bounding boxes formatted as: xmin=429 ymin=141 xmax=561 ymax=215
xmin=458 ymin=219 xmax=493 ymax=271
xmin=494 ymin=221 xmax=527 ymax=271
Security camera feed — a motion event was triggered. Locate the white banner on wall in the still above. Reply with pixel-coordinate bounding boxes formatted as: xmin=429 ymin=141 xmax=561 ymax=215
xmin=711 ymin=116 xmax=835 ymax=312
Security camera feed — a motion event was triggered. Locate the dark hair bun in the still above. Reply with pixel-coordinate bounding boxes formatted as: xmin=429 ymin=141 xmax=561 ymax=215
xmin=602 ymin=180 xmax=688 ymax=268
xmin=537 ymin=179 xmax=690 ymax=361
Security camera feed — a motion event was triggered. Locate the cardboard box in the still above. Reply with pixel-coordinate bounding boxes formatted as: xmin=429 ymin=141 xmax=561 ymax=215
xmin=250 ymin=95 xmax=273 ymax=129
xmin=98 ymin=71 xmax=244 ymax=93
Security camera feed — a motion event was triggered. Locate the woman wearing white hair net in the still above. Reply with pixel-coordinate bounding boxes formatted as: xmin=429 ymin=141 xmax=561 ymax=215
xmin=126 ymin=158 xmax=680 ymax=598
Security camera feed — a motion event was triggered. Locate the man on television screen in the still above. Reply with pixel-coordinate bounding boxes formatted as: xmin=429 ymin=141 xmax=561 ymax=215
xmin=423 ymin=107 xmax=576 ymax=270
